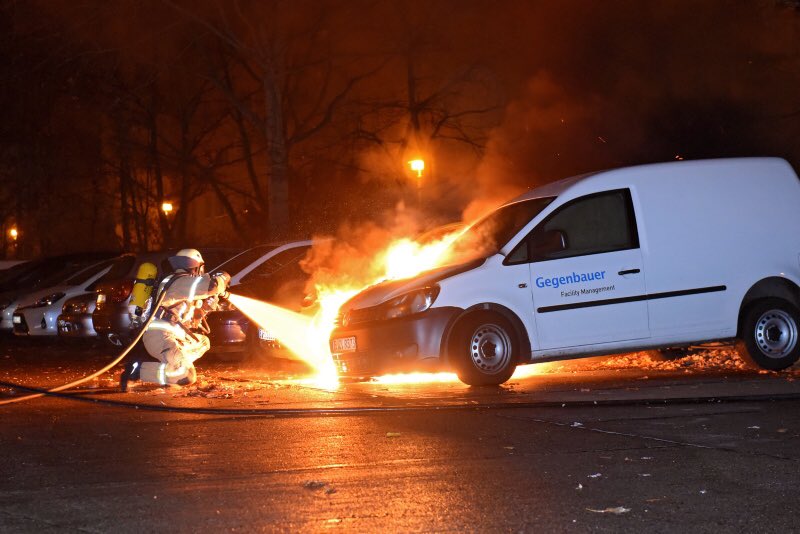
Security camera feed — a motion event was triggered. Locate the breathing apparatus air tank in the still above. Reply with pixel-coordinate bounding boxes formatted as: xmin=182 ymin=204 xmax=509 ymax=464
xmin=130 ymin=262 xmax=158 ymax=326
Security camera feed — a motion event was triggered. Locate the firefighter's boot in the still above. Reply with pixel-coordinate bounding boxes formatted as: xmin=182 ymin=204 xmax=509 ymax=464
xmin=119 ymin=361 xmax=142 ymax=392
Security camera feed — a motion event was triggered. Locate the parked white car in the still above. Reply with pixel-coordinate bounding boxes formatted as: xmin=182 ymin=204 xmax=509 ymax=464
xmin=331 ymin=158 xmax=800 ymax=385
xmin=12 ymin=259 xmax=116 ymax=336
xmin=211 ymin=240 xmax=315 ymax=287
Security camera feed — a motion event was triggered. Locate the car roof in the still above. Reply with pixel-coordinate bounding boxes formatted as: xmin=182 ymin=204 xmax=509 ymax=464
xmin=0 ymin=252 xmax=119 ymax=293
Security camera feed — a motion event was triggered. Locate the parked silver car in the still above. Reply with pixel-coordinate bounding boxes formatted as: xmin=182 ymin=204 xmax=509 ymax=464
xmin=13 ymin=259 xmax=116 ymax=336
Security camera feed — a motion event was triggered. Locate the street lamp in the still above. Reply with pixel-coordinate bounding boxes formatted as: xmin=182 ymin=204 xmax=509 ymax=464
xmin=9 ymin=227 xmax=18 ymax=241
xmin=408 ymin=159 xmax=425 ymax=208
xmin=161 ymin=201 xmax=174 ymax=215
xmin=408 ymin=159 xmax=425 ymax=177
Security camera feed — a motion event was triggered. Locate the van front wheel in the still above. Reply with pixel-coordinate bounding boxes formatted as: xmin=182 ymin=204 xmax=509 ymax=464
xmin=737 ymin=298 xmax=800 ymax=371
xmin=451 ymin=312 xmax=518 ymax=386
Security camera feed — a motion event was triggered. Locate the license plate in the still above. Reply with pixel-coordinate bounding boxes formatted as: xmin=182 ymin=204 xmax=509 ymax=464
xmin=12 ymin=315 xmax=21 ymax=324
xmin=331 ymin=336 xmax=357 ymax=353
xmin=258 ymin=328 xmax=276 ymax=341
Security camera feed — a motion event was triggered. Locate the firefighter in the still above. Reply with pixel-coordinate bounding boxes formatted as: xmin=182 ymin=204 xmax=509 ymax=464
xmin=119 ymin=249 xmax=230 ymax=391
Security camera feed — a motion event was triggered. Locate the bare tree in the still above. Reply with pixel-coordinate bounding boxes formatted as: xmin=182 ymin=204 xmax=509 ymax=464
xmin=165 ymin=0 xmax=380 ymax=239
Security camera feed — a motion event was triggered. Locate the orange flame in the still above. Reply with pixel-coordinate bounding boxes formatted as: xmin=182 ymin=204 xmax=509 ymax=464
xmin=231 ymin=229 xmax=466 ymax=386
xmin=311 ymin=230 xmax=462 ymax=366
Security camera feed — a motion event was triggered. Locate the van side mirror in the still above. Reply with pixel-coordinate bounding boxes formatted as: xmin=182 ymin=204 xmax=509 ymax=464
xmin=530 ymin=229 xmax=568 ymax=257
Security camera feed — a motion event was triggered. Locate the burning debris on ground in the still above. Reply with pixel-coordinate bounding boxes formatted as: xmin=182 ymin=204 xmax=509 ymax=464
xmin=541 ymin=348 xmax=800 ymax=375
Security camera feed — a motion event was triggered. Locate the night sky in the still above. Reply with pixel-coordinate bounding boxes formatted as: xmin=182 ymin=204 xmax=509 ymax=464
xmin=2 ymin=0 xmax=799 ymax=257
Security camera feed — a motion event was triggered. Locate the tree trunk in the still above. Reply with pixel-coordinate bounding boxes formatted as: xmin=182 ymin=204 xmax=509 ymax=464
xmin=147 ymin=93 xmax=170 ymax=248
xmin=265 ymin=76 xmax=290 ymax=239
xmin=114 ymin=110 xmax=133 ymax=251
xmin=207 ymin=173 xmax=246 ymax=243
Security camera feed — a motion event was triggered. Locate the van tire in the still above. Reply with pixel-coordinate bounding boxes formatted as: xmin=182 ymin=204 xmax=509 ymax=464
xmin=736 ymin=298 xmax=800 ymax=371
xmin=451 ymin=312 xmax=518 ymax=386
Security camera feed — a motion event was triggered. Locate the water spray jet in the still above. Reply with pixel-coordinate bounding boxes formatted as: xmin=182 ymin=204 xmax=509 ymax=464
xmin=226 ymin=294 xmax=339 ymax=389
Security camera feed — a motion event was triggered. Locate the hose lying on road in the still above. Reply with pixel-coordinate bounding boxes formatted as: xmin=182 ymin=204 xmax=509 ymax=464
xmin=0 ymin=282 xmax=171 ymax=406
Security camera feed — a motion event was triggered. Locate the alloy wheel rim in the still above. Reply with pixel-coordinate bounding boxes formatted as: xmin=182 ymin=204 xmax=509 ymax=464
xmin=755 ymin=309 xmax=798 ymax=359
xmin=469 ymin=323 xmax=512 ymax=374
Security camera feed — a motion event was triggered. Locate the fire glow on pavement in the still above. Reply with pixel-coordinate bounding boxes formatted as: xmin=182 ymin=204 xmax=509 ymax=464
xmin=372 ymin=364 xmax=544 ymax=385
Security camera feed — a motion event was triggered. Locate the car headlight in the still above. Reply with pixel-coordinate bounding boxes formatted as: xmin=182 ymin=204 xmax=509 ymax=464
xmin=382 ymin=286 xmax=440 ymax=320
xmin=31 ymin=292 xmax=66 ymax=308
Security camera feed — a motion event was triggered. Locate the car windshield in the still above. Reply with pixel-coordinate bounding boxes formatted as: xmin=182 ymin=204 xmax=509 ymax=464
xmin=448 ymin=197 xmax=555 ymax=262
xmin=0 ymin=262 xmax=39 ymax=289
xmin=96 ymin=255 xmax=137 ymax=283
xmin=64 ymin=259 xmax=115 ymax=286
xmin=36 ymin=261 xmax=95 ymax=288
xmin=216 ymin=245 xmax=279 ymax=276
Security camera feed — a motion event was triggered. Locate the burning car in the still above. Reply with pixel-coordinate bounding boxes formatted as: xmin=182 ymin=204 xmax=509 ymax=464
xmin=331 ymin=158 xmax=800 ymax=385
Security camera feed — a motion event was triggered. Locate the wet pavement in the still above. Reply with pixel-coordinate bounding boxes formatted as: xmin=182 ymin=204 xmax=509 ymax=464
xmin=2 ymin=337 xmax=800 ymax=532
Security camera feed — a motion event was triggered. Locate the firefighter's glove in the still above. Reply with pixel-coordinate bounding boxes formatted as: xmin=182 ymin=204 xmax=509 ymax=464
xmin=210 ymin=270 xmax=231 ymax=295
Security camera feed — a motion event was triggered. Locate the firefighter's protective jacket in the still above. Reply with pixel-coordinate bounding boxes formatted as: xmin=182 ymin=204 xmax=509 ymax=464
xmin=138 ymin=272 xmax=227 ymax=386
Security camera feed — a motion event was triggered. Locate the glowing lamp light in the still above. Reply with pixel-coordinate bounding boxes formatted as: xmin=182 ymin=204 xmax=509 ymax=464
xmin=9 ymin=228 xmax=18 ymax=240
xmin=161 ymin=201 xmax=174 ymax=215
xmin=408 ymin=159 xmax=425 ymax=177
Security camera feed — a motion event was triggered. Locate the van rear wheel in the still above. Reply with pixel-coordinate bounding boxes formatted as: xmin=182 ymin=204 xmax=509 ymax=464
xmin=737 ymin=298 xmax=800 ymax=371
xmin=451 ymin=312 xmax=518 ymax=386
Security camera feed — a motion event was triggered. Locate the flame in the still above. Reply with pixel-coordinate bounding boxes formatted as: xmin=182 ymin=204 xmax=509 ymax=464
xmin=380 ymin=236 xmax=457 ymax=280
xmin=372 ymin=372 xmax=460 ymax=384
xmin=231 ymin=229 xmax=466 ymax=387
xmin=309 ymin=230 xmax=462 ymax=371
xmin=369 ymin=363 xmax=546 ymax=386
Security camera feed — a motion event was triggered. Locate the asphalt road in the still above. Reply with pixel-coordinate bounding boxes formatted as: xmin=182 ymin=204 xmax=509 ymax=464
xmin=2 ymin=338 xmax=800 ymax=532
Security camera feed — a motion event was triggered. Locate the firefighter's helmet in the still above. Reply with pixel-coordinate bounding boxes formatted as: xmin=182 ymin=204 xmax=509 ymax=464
xmin=168 ymin=249 xmax=205 ymax=274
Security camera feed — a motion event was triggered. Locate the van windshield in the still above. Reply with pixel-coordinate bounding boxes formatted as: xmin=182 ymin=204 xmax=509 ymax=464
xmin=449 ymin=197 xmax=555 ymax=262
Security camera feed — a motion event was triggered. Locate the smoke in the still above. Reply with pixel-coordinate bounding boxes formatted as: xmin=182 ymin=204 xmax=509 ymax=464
xmin=300 ymin=203 xmax=433 ymax=296
xmin=463 ymin=1 xmax=800 ymax=219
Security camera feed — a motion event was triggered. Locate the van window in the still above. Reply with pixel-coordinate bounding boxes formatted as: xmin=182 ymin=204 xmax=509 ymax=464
xmin=508 ymin=189 xmax=638 ymax=263
xmin=449 ymin=197 xmax=554 ymax=262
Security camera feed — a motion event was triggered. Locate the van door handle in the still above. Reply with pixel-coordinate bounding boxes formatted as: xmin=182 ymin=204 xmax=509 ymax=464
xmin=618 ymin=269 xmax=640 ymax=276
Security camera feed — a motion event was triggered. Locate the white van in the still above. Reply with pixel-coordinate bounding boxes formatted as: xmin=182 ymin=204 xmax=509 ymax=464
xmin=330 ymin=158 xmax=800 ymax=385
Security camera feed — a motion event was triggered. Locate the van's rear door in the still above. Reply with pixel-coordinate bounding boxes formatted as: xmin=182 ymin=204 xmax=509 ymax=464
xmin=516 ymin=189 xmax=650 ymax=349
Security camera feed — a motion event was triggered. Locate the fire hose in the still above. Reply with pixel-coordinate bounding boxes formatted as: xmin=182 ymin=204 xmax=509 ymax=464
xmin=0 ymin=276 xmax=180 ymax=406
